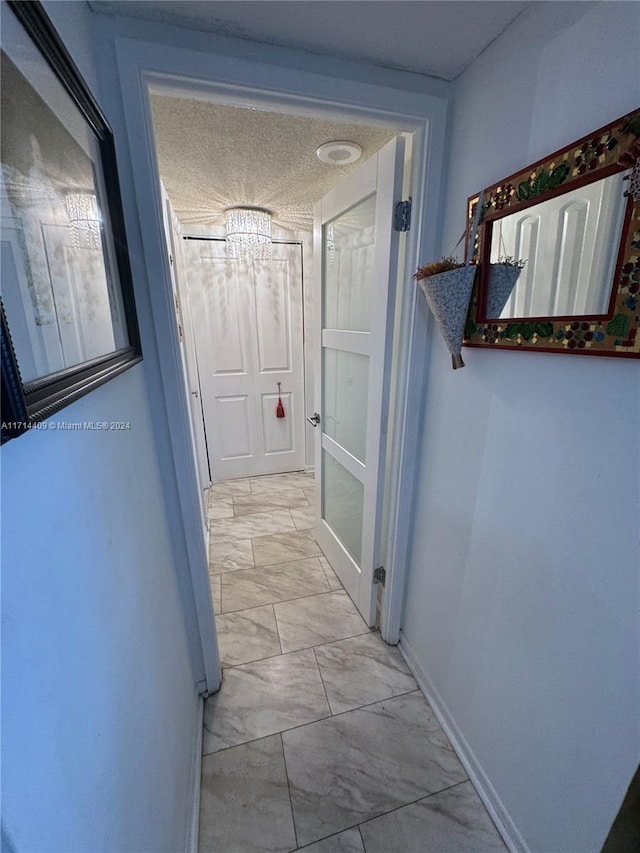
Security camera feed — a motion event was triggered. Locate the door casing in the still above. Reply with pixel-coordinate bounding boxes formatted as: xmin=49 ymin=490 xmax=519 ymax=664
xmin=114 ymin=36 xmax=449 ymax=691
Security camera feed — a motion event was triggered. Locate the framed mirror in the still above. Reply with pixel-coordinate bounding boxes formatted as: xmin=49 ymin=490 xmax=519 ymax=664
xmin=1 ymin=1 xmax=142 ymax=443
xmin=464 ymin=109 xmax=640 ymax=358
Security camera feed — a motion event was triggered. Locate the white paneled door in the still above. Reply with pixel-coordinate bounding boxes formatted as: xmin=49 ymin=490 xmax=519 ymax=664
xmin=185 ymin=239 xmax=305 ymax=480
xmin=313 ymin=137 xmax=405 ymax=625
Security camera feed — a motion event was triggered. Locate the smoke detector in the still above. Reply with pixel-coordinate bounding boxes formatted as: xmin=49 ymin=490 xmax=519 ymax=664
xmin=316 ymin=141 xmax=363 ymax=165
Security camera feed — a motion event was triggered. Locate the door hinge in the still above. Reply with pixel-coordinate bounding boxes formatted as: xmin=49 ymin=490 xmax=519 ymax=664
xmin=373 ymin=566 xmax=386 ymax=586
xmin=393 ymin=197 xmax=412 ymax=232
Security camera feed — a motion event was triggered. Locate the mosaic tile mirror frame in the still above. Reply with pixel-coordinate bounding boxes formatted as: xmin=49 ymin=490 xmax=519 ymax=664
xmin=464 ymin=108 xmax=640 ymax=359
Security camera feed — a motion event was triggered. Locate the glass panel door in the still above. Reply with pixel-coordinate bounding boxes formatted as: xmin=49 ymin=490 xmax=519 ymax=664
xmin=313 ymin=136 xmax=405 ymax=624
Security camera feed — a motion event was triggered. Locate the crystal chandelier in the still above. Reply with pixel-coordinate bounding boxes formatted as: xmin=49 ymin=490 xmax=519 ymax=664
xmin=65 ymin=192 xmax=101 ymax=250
xmin=225 ymin=207 xmax=272 ymax=260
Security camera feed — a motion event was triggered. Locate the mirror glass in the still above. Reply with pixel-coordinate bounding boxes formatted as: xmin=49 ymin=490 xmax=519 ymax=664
xmin=484 ymin=170 xmax=629 ymax=319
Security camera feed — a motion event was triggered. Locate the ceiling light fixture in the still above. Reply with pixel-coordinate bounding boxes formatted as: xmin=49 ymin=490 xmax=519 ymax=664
xmin=224 ymin=206 xmax=272 ymax=259
xmin=65 ymin=192 xmax=101 ymax=250
xmin=316 ymin=141 xmax=362 ymax=166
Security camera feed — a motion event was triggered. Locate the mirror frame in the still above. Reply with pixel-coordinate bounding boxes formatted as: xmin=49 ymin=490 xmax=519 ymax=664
xmin=464 ymin=108 xmax=640 ymax=359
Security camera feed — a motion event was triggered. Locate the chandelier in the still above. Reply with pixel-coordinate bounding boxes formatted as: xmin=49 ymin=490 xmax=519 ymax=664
xmin=224 ymin=207 xmax=272 ymax=259
xmin=65 ymin=192 xmax=101 ymax=250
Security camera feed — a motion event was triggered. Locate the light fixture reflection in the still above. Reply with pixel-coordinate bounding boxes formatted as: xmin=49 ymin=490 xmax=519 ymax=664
xmin=65 ymin=192 xmax=101 ymax=250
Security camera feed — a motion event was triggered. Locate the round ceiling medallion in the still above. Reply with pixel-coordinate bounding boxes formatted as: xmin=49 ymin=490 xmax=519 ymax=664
xmin=316 ymin=141 xmax=363 ymax=165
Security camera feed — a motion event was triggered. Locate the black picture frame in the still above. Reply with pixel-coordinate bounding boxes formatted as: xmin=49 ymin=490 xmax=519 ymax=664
xmin=1 ymin=0 xmax=142 ymax=444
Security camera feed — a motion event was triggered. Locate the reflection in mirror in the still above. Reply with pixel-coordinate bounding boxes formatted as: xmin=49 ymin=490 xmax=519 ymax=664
xmin=0 ymin=44 xmax=128 ymax=383
xmin=485 ymin=170 xmax=629 ymax=319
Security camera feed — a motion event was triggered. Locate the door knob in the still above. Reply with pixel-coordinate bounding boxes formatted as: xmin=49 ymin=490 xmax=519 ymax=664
xmin=306 ymin=412 xmax=321 ymax=427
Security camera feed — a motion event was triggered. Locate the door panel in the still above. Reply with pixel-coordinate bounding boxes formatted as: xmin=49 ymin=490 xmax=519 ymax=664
xmin=186 ymin=239 xmax=305 ymax=480
xmin=215 ymin=395 xmax=253 ymax=460
xmin=207 ymin=258 xmax=250 ymax=375
xmin=494 ymin=172 xmax=625 ymax=318
xmin=313 ymin=136 xmax=405 ymax=624
xmin=261 ymin=391 xmax=294 ymax=454
xmin=254 ymin=259 xmax=293 ymax=372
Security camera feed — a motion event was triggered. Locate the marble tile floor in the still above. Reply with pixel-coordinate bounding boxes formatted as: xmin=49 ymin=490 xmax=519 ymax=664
xmin=200 ymin=472 xmax=506 ymax=853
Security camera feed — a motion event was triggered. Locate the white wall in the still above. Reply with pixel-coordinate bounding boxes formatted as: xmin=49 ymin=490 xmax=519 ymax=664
xmin=401 ymin=3 xmax=640 ymax=852
xmin=1 ymin=2 xmax=204 ymax=850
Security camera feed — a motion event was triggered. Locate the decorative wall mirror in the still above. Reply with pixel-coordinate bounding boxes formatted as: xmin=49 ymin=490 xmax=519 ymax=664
xmin=464 ymin=109 xmax=640 ymax=359
xmin=1 ymin=1 xmax=142 ymax=443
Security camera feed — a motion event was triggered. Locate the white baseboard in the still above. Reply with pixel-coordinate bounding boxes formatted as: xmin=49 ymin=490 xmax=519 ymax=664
xmin=399 ymin=636 xmax=530 ymax=853
xmin=186 ymin=693 xmax=205 ymax=853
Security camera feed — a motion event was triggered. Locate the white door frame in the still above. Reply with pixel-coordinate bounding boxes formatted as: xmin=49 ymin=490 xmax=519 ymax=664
xmin=114 ymin=38 xmax=448 ymax=690
xmin=159 ymin=186 xmax=211 ymax=503
xmin=166 ymin=211 xmax=212 ymax=493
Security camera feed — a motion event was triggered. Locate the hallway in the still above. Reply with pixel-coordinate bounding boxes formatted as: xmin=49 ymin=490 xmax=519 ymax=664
xmin=200 ymin=472 xmax=506 ymax=852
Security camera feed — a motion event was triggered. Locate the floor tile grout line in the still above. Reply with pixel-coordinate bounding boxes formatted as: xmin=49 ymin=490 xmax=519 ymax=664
xmin=219 ymin=623 xmax=373 ymax=670
xmin=212 ymin=546 xmax=322 ymax=576
xmin=322 ymin=780 xmax=476 ymax=851
xmin=295 ymin=826 xmax=364 ymax=852
xmin=248 ymin=474 xmax=312 ymax=497
xmin=210 ymin=557 xmax=326 ymax=577
xmin=279 ymin=732 xmax=300 ymax=851
xmin=218 ymin=583 xmax=348 ymax=615
xmin=204 ymin=730 xmax=470 ymax=849
xmin=229 ymin=499 xmax=312 ymax=519
xmin=273 ymin=602 xmax=284 ymax=655
xmin=212 ymin=525 xmax=298 ymax=543
xmin=318 ymin=556 xmax=340 ymax=590
xmin=218 ymin=608 xmax=369 ymax=666
xmin=292 ymin=779 xmax=473 ymax=852
xmin=212 ymin=525 xmax=318 ymax=550
xmin=211 ymin=526 xmax=302 ymax=544
xmin=279 ymin=621 xmax=372 ymax=657
xmin=356 ymin=778 xmax=473 ymax=834
xmin=233 ymin=488 xmax=310 ymax=518
xmin=202 ymin=688 xmax=424 ymax=758
xmin=311 ymin=646 xmax=334 ymax=715
xmin=207 ymin=477 xmax=488 ymax=851
xmin=213 ymin=548 xmax=323 ymax=572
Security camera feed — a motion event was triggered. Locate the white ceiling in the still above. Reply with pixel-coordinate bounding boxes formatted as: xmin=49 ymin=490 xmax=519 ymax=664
xmin=150 ymin=95 xmax=397 ymax=230
xmin=89 ymin=1 xmax=530 ymax=82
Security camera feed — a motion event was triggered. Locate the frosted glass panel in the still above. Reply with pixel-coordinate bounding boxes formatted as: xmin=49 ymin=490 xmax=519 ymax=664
xmin=323 ymin=194 xmax=376 ymax=332
xmin=322 ymin=450 xmax=364 ymax=566
xmin=323 ymin=348 xmax=369 ymax=462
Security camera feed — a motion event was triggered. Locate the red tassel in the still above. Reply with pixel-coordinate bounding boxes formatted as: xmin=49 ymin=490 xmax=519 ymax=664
xmin=276 ymin=382 xmax=285 ymax=418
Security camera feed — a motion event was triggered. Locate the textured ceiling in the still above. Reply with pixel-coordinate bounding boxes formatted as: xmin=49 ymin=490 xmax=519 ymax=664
xmin=89 ymin=1 xmax=530 ymax=82
xmin=150 ymin=95 xmax=397 ymax=231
